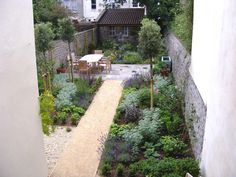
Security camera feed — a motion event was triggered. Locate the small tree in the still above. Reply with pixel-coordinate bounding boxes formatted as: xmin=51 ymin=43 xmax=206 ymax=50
xmin=58 ymin=18 xmax=76 ymax=82
xmin=35 ymin=22 xmax=54 ymax=57
xmin=35 ymin=22 xmax=55 ymax=91
xmin=138 ymin=18 xmax=164 ymax=108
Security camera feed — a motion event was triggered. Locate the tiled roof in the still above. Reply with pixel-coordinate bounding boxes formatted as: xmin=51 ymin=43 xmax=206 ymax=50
xmin=98 ymin=8 xmax=145 ymax=26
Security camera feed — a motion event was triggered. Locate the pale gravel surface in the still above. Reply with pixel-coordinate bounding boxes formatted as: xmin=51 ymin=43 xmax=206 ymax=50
xmin=44 ymin=126 xmax=76 ymax=175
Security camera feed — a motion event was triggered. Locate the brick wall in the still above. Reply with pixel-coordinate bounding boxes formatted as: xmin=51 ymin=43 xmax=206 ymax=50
xmin=165 ymin=32 xmax=206 ymax=160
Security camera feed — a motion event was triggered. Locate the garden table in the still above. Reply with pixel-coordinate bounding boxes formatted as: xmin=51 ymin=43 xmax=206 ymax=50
xmin=79 ymin=54 xmax=104 ymax=73
xmin=79 ymin=54 xmax=103 ymax=63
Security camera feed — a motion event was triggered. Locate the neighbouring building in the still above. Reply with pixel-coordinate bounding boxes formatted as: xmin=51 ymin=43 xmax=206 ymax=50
xmin=60 ymin=0 xmax=84 ymax=19
xmin=97 ymin=8 xmax=145 ymax=45
xmin=0 ymin=0 xmax=48 ymax=177
xmin=61 ymin=0 xmax=143 ymax=21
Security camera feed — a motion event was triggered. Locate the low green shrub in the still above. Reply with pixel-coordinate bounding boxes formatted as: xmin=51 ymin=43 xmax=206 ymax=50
xmin=110 ymin=123 xmax=132 ymax=137
xmin=53 ymin=74 xmax=69 ymax=88
xmin=123 ymin=73 xmax=150 ymax=89
xmin=71 ymin=113 xmax=80 ymax=125
xmin=154 ymin=75 xmax=171 ymax=90
xmin=123 ymin=51 xmax=142 ymax=64
xmin=57 ymin=111 xmax=68 ymax=124
xmin=123 ymin=108 xmax=163 ymax=151
xmin=128 ymin=158 xmax=199 ymax=177
xmin=161 ymin=111 xmax=183 ymax=134
xmin=117 ymin=153 xmax=131 ymax=164
xmin=139 ymin=88 xmax=158 ymax=108
xmin=176 ymin=158 xmax=200 ymax=177
xmin=124 ymin=105 xmax=141 ymax=123
xmin=156 ymin=84 xmax=182 ymax=115
xmin=55 ymin=83 xmax=77 ymax=109
xmin=142 ymin=142 xmax=160 ymax=159
xmin=74 ymin=77 xmax=90 ymax=94
xmin=160 ymin=136 xmax=187 ymax=156
xmin=39 ymin=91 xmax=55 ymax=135
xmin=162 ymin=173 xmax=181 ymax=177
xmin=89 ymin=76 xmax=102 ymax=93
xmin=100 ymin=163 xmax=112 ymax=176
xmin=116 ymin=163 xmax=124 ymax=177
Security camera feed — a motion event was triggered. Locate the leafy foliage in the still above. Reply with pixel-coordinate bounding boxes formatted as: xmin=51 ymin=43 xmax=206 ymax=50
xmin=57 ymin=111 xmax=68 ymax=124
xmin=157 ymin=85 xmax=183 ymax=116
xmin=39 ymin=91 xmax=55 ymax=135
xmin=137 ymin=0 xmax=180 ymax=26
xmin=123 ymin=108 xmax=163 ymax=150
xmin=160 ymin=136 xmax=187 ymax=156
xmin=33 ymin=0 xmax=69 ymax=25
xmin=161 ymin=111 xmax=183 ymax=134
xmin=58 ymin=18 xmax=75 ymax=44
xmin=171 ymin=0 xmax=193 ymax=52
xmin=110 ymin=123 xmax=132 ymax=137
xmin=122 ymin=73 xmax=150 ymax=89
xmin=35 ymin=22 xmax=55 ymax=56
xmin=101 ymin=163 xmax=112 ymax=176
xmin=55 ymin=83 xmax=77 ymax=109
xmin=128 ymin=157 xmax=199 ymax=177
xmin=116 ymin=163 xmax=124 ymax=177
xmin=71 ymin=113 xmax=80 ymax=125
xmin=122 ymin=51 xmax=142 ymax=64
xmin=124 ymin=105 xmax=142 ymax=122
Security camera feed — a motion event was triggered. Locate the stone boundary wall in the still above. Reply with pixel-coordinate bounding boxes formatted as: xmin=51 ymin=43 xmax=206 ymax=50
xmin=165 ymin=32 xmax=206 ymax=161
xmin=48 ymin=28 xmax=96 ymax=68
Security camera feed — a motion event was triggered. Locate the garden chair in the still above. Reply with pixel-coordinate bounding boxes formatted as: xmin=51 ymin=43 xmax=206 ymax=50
xmin=78 ymin=60 xmax=91 ymax=75
xmin=98 ymin=57 xmax=111 ymax=73
xmin=94 ymin=50 xmax=103 ymax=54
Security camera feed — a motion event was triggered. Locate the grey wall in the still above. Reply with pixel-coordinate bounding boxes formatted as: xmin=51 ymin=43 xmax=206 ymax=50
xmin=165 ymin=32 xmax=206 ymax=161
xmin=48 ymin=28 xmax=96 ymax=68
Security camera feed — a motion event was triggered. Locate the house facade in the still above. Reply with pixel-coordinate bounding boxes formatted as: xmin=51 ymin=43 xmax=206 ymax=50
xmin=97 ymin=8 xmax=144 ymax=45
xmin=61 ymin=0 xmax=143 ymax=21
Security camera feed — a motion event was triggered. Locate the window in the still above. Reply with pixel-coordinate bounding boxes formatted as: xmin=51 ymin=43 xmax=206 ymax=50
xmin=91 ymin=0 xmax=96 ymax=9
xmin=132 ymin=0 xmax=138 ymax=7
xmin=109 ymin=26 xmax=116 ymax=36
xmin=123 ymin=26 xmax=129 ymax=36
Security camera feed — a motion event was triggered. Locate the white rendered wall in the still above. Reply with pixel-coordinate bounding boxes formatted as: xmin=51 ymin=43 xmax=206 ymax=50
xmin=191 ymin=0 xmax=236 ymax=176
xmin=0 ymin=1 xmax=48 ymax=177
xmin=83 ymin=0 xmax=104 ymax=21
xmin=83 ymin=0 xmax=141 ymax=21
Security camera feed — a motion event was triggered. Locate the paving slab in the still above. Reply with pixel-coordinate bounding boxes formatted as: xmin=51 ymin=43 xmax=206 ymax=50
xmin=50 ymin=80 xmax=123 ymax=177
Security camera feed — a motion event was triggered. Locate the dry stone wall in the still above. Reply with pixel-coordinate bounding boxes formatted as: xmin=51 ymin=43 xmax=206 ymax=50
xmin=165 ymin=32 xmax=206 ymax=160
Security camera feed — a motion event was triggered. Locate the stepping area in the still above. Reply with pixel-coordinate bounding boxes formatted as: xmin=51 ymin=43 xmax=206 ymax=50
xmin=50 ymin=80 xmax=123 ymax=177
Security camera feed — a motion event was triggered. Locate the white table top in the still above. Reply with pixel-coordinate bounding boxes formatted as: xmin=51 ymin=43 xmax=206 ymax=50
xmin=80 ymin=54 xmax=103 ymax=63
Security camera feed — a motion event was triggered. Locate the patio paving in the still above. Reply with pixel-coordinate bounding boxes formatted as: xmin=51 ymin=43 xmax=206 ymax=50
xmin=100 ymin=64 xmax=150 ymax=80
xmin=74 ymin=64 xmax=150 ymax=81
xmin=50 ymin=80 xmax=123 ymax=177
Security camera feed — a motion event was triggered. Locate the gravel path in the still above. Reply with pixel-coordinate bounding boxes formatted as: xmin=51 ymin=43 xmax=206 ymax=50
xmin=50 ymin=80 xmax=123 ymax=177
xmin=44 ymin=126 xmax=76 ymax=175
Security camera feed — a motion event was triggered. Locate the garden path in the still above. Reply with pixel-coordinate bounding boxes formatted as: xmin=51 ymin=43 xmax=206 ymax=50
xmin=50 ymin=80 xmax=123 ymax=177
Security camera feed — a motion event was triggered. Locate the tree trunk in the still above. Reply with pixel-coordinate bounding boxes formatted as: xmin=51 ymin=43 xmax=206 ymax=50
xmin=68 ymin=42 xmax=74 ymax=82
xmin=150 ymin=57 xmax=154 ymax=109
